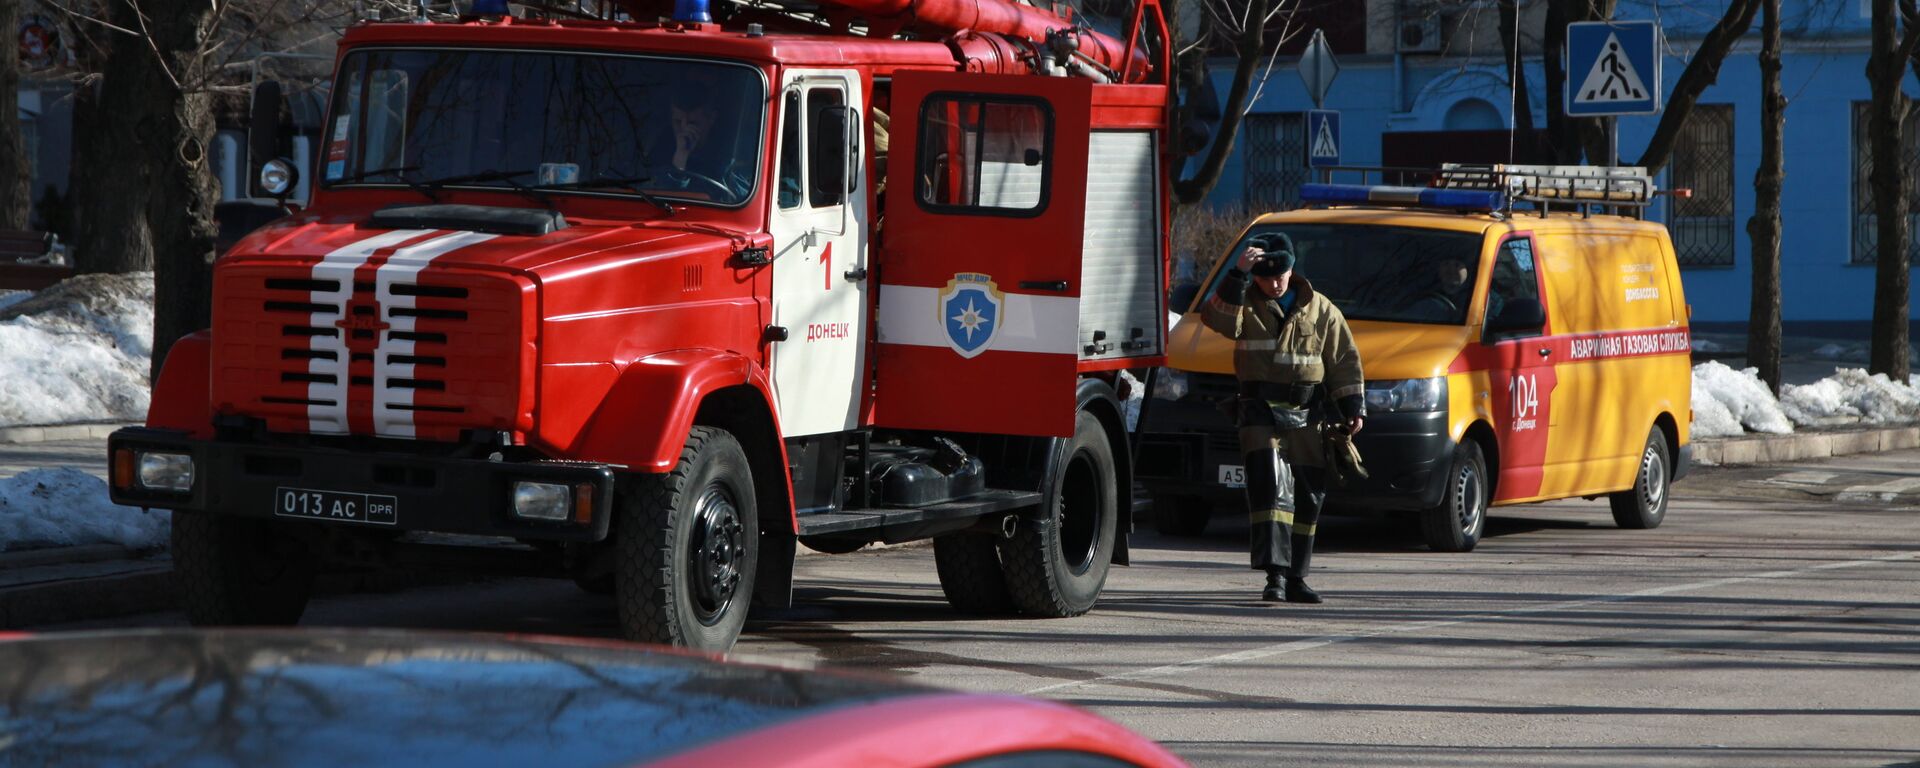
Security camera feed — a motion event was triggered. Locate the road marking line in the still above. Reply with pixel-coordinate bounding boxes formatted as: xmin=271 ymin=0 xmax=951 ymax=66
xmin=1023 ymin=550 xmax=1920 ymax=696
xmin=1765 ymin=471 xmax=1837 ymax=486
xmin=1837 ymin=475 xmax=1920 ymax=502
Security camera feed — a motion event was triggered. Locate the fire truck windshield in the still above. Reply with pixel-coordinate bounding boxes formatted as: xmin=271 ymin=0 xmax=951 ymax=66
xmin=321 ymin=48 xmax=766 ymax=208
xmin=1213 ymin=225 xmax=1486 ymax=326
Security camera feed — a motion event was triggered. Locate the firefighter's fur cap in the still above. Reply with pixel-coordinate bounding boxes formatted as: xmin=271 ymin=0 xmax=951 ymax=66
xmin=1246 ymin=232 xmax=1296 ymax=276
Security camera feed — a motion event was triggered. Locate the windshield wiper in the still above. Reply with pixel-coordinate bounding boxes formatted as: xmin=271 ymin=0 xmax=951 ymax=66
xmin=419 ymin=168 xmax=558 ymax=210
xmin=328 ymin=164 xmax=437 ymax=202
xmin=535 ymin=175 xmax=675 ymax=216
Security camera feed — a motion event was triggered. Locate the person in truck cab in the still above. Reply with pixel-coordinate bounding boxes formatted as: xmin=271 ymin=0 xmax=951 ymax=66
xmin=1408 ymin=255 xmax=1473 ymax=322
xmin=656 ymin=86 xmax=752 ymax=200
xmin=1200 ymin=233 xmax=1365 ymax=604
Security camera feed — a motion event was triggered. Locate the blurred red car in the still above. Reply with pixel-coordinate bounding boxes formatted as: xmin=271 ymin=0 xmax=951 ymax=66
xmin=0 ymin=629 xmax=1187 ymax=768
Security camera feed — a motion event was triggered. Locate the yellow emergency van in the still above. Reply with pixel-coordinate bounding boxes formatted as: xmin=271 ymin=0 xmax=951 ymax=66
xmin=1139 ymin=166 xmax=1692 ymax=551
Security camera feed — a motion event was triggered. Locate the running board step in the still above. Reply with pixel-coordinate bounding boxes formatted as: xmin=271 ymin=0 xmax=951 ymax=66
xmin=797 ymin=489 xmax=1043 ymax=538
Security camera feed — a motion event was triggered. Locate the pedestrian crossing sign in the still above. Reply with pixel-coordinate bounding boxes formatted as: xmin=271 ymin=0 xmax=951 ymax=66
xmin=1566 ymin=20 xmax=1661 ymax=116
xmin=1307 ymin=109 xmax=1340 ymax=168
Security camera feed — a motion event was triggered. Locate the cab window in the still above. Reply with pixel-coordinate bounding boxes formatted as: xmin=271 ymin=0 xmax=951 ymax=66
xmin=1484 ymin=237 xmax=1545 ymax=340
xmin=777 ymin=91 xmax=802 ymax=209
xmin=916 ymin=94 xmax=1051 ymax=215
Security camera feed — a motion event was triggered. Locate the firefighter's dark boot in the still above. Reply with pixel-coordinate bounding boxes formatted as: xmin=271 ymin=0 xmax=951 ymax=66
xmin=1284 ymin=534 xmax=1321 ymax=604
xmin=1243 ymin=449 xmax=1295 ymax=574
xmin=1285 ymin=466 xmax=1325 ymax=604
xmin=1261 ymin=567 xmax=1284 ymax=602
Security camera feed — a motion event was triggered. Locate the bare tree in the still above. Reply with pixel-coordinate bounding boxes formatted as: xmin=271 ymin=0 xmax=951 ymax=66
xmin=0 ymin=0 xmax=30 ymax=230
xmin=1168 ymin=0 xmax=1302 ymax=204
xmin=1746 ymin=0 xmax=1783 ymax=393
xmin=1632 ymin=0 xmax=1762 ymax=174
xmin=1866 ymin=0 xmax=1917 ymax=380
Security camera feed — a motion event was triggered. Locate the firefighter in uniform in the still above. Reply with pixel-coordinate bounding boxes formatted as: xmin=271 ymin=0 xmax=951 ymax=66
xmin=1200 ymin=233 xmax=1365 ymax=603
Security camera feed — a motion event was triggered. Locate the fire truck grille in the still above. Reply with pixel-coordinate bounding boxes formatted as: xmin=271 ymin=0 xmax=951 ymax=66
xmin=214 ymin=266 xmax=528 ymax=439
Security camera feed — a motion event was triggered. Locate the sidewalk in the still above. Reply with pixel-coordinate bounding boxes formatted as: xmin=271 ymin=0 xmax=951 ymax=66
xmin=6 ymin=420 xmax=1920 ymax=629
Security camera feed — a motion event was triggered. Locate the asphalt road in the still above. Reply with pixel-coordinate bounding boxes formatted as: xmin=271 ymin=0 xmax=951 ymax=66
xmin=25 ymin=444 xmax=1920 ymax=767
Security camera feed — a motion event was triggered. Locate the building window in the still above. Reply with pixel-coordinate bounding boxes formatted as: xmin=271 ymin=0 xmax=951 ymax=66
xmin=1243 ymin=113 xmax=1306 ymax=211
xmin=1668 ymin=103 xmax=1735 ymax=268
xmin=1850 ymin=101 xmax=1920 ymax=265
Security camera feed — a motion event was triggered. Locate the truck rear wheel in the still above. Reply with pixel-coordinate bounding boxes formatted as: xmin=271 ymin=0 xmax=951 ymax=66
xmin=172 ymin=512 xmax=316 ymax=626
xmin=1152 ymin=494 xmax=1212 ymax=537
xmin=1421 ymin=441 xmax=1488 ymax=553
xmin=1001 ymin=410 xmax=1117 ymax=617
xmin=934 ymin=533 xmax=1015 ymax=614
xmin=615 ymin=426 xmax=759 ymax=652
xmin=1609 ymin=430 xmax=1670 ymax=530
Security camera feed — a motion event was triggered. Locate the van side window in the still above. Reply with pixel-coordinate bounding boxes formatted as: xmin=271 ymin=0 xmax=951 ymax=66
xmin=1485 ymin=238 xmax=1543 ymax=339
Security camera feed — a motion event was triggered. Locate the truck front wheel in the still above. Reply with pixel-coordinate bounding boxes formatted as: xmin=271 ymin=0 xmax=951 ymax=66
xmin=172 ymin=512 xmax=316 ymax=626
xmin=1001 ymin=410 xmax=1118 ymax=617
xmin=615 ymin=426 xmax=759 ymax=652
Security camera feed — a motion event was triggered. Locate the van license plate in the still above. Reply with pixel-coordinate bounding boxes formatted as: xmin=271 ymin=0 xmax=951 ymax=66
xmin=275 ymin=487 xmax=398 ymax=526
xmin=1217 ymin=465 xmax=1246 ymax=488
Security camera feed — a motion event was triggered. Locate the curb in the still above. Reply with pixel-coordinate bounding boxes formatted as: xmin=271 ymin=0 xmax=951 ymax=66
xmin=0 ymin=422 xmax=135 ymax=445
xmin=1693 ymin=425 xmax=1920 ymax=466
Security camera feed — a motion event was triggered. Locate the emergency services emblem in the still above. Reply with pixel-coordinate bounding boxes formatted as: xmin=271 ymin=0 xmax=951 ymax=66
xmin=938 ymin=272 xmax=1004 ymax=359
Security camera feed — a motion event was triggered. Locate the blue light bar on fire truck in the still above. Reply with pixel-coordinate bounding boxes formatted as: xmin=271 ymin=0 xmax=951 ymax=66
xmin=1299 ymin=183 xmax=1505 ymax=212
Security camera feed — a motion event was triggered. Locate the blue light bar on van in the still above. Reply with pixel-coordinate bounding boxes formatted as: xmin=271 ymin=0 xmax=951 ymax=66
xmin=1300 ymin=183 xmax=1504 ymax=212
xmin=469 ymin=0 xmax=509 ymax=14
xmin=673 ymin=0 xmax=712 ymax=22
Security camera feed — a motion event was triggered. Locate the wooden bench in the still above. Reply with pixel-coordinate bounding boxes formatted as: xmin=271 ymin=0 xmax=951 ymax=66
xmin=0 ymin=229 xmax=75 ymax=292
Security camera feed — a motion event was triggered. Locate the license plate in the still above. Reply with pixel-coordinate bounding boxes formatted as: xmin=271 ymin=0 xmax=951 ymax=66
xmin=275 ymin=487 xmax=398 ymax=526
xmin=1217 ymin=465 xmax=1246 ymax=488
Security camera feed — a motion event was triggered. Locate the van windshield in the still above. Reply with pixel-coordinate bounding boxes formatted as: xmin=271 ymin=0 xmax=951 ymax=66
xmin=322 ymin=49 xmax=765 ymax=207
xmin=1208 ymin=224 xmax=1486 ymax=325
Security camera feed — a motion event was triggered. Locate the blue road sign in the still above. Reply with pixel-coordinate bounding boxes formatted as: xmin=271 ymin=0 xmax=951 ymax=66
xmin=1307 ymin=109 xmax=1340 ymax=168
xmin=1566 ymin=20 xmax=1661 ymax=117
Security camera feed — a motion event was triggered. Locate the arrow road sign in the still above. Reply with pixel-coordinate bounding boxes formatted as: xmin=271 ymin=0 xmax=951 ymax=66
xmin=1307 ymin=109 xmax=1340 ymax=168
xmin=1297 ymin=29 xmax=1340 ymax=110
xmin=1566 ymin=20 xmax=1661 ymax=116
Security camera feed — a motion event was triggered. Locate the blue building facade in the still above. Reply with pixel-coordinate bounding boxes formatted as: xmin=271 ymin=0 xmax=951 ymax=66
xmin=1200 ymin=0 xmax=1915 ymax=334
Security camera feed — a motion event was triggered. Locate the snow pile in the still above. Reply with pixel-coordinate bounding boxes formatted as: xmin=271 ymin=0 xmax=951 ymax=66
xmin=1690 ymin=361 xmax=1793 ymax=438
xmin=0 ymin=290 xmax=28 ymax=312
xmin=1690 ymin=338 xmax=1725 ymax=354
xmin=0 ymin=273 xmax=154 ymax=428
xmin=1780 ymin=368 xmax=1920 ymax=427
xmin=0 ymin=468 xmax=170 ymax=552
xmin=1813 ymin=343 xmax=1868 ymax=363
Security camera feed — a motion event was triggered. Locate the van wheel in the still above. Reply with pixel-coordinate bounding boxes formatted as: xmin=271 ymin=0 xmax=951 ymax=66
xmin=1610 ymin=430 xmax=1670 ymax=529
xmin=1001 ymin=410 xmax=1118 ymax=617
xmin=1421 ymin=441 xmax=1488 ymax=553
xmin=934 ymin=533 xmax=1015 ymax=614
xmin=1152 ymin=494 xmax=1212 ymax=536
xmin=173 ymin=513 xmax=316 ymax=626
xmin=615 ymin=426 xmax=758 ymax=652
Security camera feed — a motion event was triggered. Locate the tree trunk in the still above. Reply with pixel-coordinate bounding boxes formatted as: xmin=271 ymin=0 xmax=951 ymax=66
xmin=139 ymin=0 xmax=223 ymax=382
xmin=1542 ymin=0 xmax=1615 ymax=165
xmin=0 ymin=0 xmax=30 ymax=230
xmin=1868 ymin=0 xmax=1912 ymax=380
xmin=1633 ymin=0 xmax=1762 ymax=174
xmin=1173 ymin=0 xmax=1269 ymax=205
xmin=70 ymin=1 xmax=157 ymax=276
xmin=1745 ymin=0 xmax=1784 ymax=394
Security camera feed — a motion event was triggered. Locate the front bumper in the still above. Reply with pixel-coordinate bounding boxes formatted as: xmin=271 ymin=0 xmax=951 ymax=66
xmin=108 ymin=428 xmax=617 ymax=543
xmin=1137 ymin=401 xmax=1454 ymax=512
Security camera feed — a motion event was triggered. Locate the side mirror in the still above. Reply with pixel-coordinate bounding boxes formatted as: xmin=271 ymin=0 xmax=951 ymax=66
xmin=247 ymin=80 xmax=285 ymax=199
xmin=1486 ymin=297 xmax=1546 ymax=336
xmin=810 ymin=105 xmax=852 ymax=200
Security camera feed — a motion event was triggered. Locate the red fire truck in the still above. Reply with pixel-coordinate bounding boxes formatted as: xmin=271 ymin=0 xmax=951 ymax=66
xmin=109 ymin=0 xmax=1173 ymax=650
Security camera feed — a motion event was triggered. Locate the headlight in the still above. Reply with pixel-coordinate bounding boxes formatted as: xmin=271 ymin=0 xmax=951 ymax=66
xmin=259 ymin=158 xmax=298 ymax=197
xmin=1363 ymin=377 xmax=1446 ymax=413
xmin=512 ymin=481 xmax=573 ymax=521
xmin=1151 ymin=368 xmax=1191 ymax=401
xmin=136 ymin=452 xmax=195 ymax=492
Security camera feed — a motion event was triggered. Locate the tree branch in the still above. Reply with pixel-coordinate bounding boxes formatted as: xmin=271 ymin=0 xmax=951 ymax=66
xmin=1632 ymin=0 xmax=1762 ymax=173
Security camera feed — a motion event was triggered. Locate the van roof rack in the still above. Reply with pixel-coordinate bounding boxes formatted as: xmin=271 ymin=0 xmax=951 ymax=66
xmin=1309 ymin=164 xmax=1660 ymax=219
